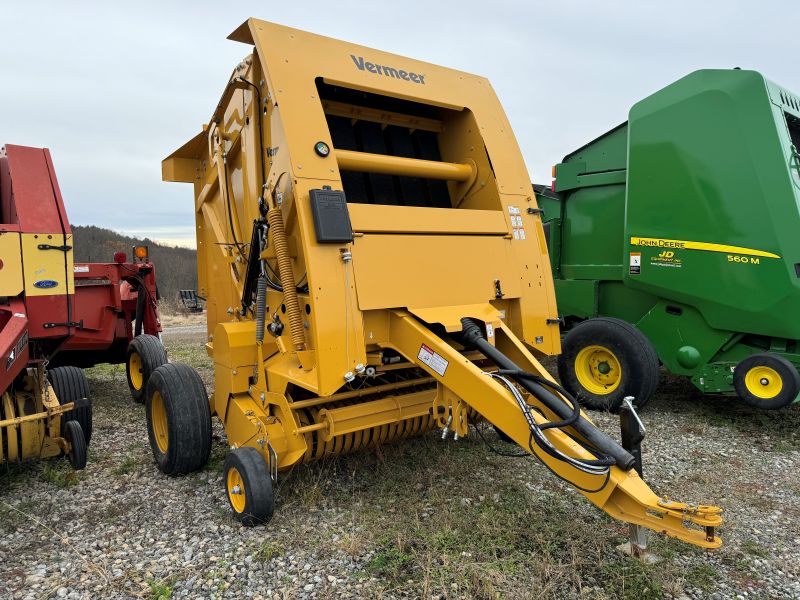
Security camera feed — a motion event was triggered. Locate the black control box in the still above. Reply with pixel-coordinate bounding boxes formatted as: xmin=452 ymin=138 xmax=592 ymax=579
xmin=309 ymin=188 xmax=353 ymax=243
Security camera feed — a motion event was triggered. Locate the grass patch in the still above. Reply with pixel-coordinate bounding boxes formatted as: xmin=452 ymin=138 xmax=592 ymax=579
xmin=41 ymin=462 xmax=80 ymax=488
xmin=598 ymin=559 xmax=663 ymax=600
xmin=366 ymin=541 xmax=415 ymax=580
xmin=113 ymin=454 xmax=139 ymax=476
xmin=165 ymin=344 xmax=211 ymax=369
xmin=147 ymin=577 xmax=174 ymax=600
xmin=254 ymin=540 xmax=284 ymax=562
xmin=205 ymin=442 xmax=227 ymax=473
xmin=684 ymin=562 xmax=718 ymax=591
xmin=85 ymin=362 xmax=125 ymax=382
xmin=741 ymin=539 xmax=769 ymax=558
xmin=269 ymin=431 xmax=734 ymax=599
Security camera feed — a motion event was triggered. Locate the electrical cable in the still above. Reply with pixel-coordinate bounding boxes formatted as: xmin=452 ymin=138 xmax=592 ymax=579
xmin=489 ymin=373 xmax=612 ymax=470
xmin=220 ymin=155 xmax=248 ymax=260
xmin=469 ymin=369 xmax=614 ymax=494
xmin=459 ymin=317 xmax=634 ymax=471
xmin=495 ymin=369 xmax=581 ymax=431
xmin=117 ymin=263 xmax=159 ymax=320
xmin=235 ymin=77 xmax=269 ymax=191
xmin=473 ymin=422 xmax=529 ymax=458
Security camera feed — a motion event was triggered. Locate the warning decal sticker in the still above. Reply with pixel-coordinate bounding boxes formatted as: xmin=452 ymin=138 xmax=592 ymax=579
xmin=417 ymin=343 xmax=449 ymax=377
xmin=629 ymin=252 xmax=641 ymax=275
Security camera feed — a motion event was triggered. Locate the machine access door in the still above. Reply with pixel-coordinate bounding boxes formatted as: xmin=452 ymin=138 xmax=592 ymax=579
xmin=0 ymin=145 xmax=74 ymax=339
xmin=348 ymin=204 xmax=521 ymax=310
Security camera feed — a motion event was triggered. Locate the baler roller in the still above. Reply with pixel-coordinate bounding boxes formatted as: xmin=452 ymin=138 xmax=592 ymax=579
xmin=296 ymin=403 xmax=436 ymax=462
xmin=336 ymin=149 xmax=475 ymax=182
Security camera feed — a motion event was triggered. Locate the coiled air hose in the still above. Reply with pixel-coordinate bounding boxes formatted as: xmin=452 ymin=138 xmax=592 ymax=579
xmin=267 ymin=206 xmax=305 ymax=351
xmin=460 ymin=318 xmax=635 ymax=471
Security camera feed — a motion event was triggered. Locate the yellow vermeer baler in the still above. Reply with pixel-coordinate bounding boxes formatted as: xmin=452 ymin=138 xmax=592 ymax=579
xmin=159 ymin=19 xmax=721 ymax=548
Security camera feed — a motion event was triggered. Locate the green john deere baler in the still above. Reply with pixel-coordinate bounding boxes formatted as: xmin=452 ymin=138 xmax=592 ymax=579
xmin=538 ymin=69 xmax=800 ymax=411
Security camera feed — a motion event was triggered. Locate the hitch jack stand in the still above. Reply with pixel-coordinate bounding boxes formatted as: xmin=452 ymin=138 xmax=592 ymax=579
xmin=617 ymin=397 xmax=658 ymax=562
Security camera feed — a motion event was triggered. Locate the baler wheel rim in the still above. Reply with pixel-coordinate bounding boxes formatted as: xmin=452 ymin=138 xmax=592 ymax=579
xmin=150 ymin=390 xmax=169 ymax=453
xmin=574 ymin=345 xmax=622 ymax=395
xmin=128 ymin=352 xmax=144 ymax=391
xmin=557 ymin=317 xmax=660 ymax=412
xmin=222 ymin=447 xmax=275 ymax=526
xmin=744 ymin=366 xmax=782 ymax=399
xmin=733 ymin=353 xmax=800 ymax=410
xmin=227 ymin=467 xmax=247 ymax=513
xmin=126 ymin=334 xmax=168 ymax=404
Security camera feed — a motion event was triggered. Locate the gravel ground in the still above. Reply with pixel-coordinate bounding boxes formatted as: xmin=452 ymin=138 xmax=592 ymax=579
xmin=1 ymin=325 xmax=799 ymax=599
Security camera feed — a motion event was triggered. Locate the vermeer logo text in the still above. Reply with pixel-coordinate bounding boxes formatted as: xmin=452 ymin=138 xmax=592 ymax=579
xmin=350 ymin=55 xmax=425 ymax=84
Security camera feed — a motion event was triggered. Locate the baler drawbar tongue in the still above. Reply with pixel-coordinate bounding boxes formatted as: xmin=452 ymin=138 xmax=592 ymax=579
xmin=386 ymin=308 xmax=722 ymax=549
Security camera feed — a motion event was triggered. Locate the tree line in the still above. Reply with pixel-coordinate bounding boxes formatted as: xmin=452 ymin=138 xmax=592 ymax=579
xmin=71 ymin=225 xmax=197 ymax=309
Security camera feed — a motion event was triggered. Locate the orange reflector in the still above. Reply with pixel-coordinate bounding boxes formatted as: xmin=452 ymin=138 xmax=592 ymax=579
xmin=551 ymin=165 xmax=557 ymax=178
xmin=134 ymin=245 xmax=148 ymax=260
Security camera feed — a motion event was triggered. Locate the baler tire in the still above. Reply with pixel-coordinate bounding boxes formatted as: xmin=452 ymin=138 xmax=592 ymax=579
xmin=127 ymin=334 xmax=167 ymax=404
xmin=733 ymin=353 xmax=800 ymax=410
xmin=145 ymin=363 xmax=211 ymax=475
xmin=64 ymin=420 xmax=87 ymax=470
xmin=48 ymin=366 xmax=93 ymax=447
xmin=558 ymin=317 xmax=660 ymax=413
xmin=223 ymin=447 xmax=275 ymax=526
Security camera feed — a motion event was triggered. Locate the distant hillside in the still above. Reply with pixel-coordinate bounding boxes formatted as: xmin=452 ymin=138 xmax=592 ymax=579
xmin=72 ymin=225 xmax=197 ymax=308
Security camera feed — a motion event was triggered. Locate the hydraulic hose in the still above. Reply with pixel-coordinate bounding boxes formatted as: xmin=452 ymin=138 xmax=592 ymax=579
xmin=267 ymin=207 xmax=305 ymax=351
xmin=460 ymin=318 xmax=635 ymax=470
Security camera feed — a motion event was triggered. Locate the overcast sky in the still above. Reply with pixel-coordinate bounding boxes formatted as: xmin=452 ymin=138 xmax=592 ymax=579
xmin=1 ymin=1 xmax=797 ymax=247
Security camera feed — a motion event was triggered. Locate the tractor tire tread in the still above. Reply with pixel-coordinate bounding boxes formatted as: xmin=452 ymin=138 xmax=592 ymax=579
xmin=146 ymin=362 xmax=211 ymax=475
xmin=223 ymin=447 xmax=275 ymax=526
xmin=48 ymin=366 xmax=92 ymax=447
xmin=64 ymin=419 xmax=87 ymax=470
xmin=127 ymin=334 xmax=167 ymax=403
xmin=557 ymin=317 xmax=660 ymax=412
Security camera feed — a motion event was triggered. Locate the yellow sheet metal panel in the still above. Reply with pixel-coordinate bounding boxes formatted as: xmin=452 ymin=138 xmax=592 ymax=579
xmin=21 ymin=233 xmax=73 ymax=297
xmin=163 ymin=157 xmax=201 ymax=184
xmin=0 ymin=231 xmax=23 ymax=296
xmin=348 ymin=204 xmax=508 ymax=235
xmin=243 ymin=19 xmax=530 ymax=195
xmin=351 ymin=234 xmax=522 ymax=310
